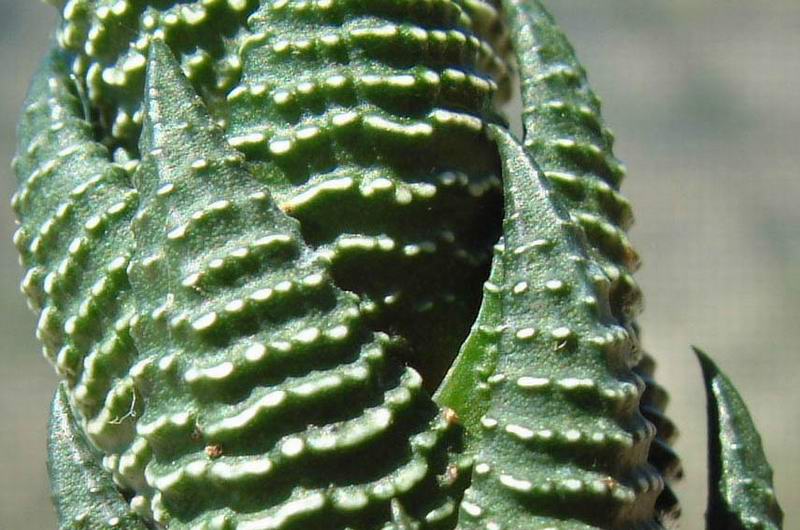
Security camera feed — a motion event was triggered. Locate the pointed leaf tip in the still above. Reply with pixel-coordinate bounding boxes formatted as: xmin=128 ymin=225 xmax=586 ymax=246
xmin=135 ymin=36 xmax=240 ymax=196
xmin=451 ymin=122 xmax=661 ymax=528
xmin=144 ymin=38 xmax=187 ymax=92
xmin=139 ymin=39 xmax=176 ymax=156
xmin=140 ymin=37 xmax=211 ymax=156
xmin=694 ymin=347 xmax=783 ymax=530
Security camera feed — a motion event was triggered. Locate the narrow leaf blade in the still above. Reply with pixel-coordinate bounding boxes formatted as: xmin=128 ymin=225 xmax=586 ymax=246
xmin=695 ymin=347 xmax=783 ymax=529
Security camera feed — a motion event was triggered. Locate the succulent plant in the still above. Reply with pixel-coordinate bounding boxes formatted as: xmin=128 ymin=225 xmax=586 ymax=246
xmin=12 ymin=1 xmax=782 ymax=529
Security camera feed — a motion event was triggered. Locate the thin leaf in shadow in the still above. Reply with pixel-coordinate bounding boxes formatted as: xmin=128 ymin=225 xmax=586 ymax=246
xmin=695 ymin=347 xmax=783 ymax=530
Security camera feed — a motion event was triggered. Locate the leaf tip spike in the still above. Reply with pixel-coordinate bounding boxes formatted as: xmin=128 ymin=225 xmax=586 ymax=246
xmin=694 ymin=346 xmax=783 ymax=530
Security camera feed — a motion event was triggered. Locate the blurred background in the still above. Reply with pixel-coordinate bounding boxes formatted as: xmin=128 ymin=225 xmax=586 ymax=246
xmin=0 ymin=1 xmax=797 ymax=528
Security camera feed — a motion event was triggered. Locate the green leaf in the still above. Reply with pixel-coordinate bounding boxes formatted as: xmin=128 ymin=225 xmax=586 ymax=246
xmin=115 ymin=40 xmax=465 ymax=528
xmin=498 ymin=0 xmax=681 ymax=517
xmin=12 ymin=46 xmax=143 ymax=456
xmin=450 ymin=124 xmax=661 ymax=529
xmin=52 ymin=0 xmax=262 ymax=153
xmin=49 ymin=0 xmax=513 ymax=389
xmin=48 ymin=383 xmax=150 ymax=530
xmin=695 ymin=347 xmax=783 ymax=530
xmin=435 ymin=246 xmax=503 ymax=454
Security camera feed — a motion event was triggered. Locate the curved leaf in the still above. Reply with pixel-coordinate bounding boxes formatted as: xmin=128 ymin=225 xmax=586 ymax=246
xmin=695 ymin=347 xmax=783 ymax=530
xmin=48 ymin=383 xmax=151 ymax=530
xmin=435 ymin=244 xmax=503 ymax=452
xmin=450 ymin=125 xmax=662 ymax=529
xmin=12 ymin=45 xmax=143 ymax=455
xmin=498 ymin=0 xmax=682 ymax=518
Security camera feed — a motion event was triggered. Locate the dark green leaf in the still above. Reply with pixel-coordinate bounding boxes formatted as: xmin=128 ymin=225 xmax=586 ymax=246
xmin=695 ymin=347 xmax=783 ymax=530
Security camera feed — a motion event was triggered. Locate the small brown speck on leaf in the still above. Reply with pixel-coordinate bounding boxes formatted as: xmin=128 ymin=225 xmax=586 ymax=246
xmin=447 ymin=464 xmax=459 ymax=483
xmin=205 ymin=444 xmax=223 ymax=459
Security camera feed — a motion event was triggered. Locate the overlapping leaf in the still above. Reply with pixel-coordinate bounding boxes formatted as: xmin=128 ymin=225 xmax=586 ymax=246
xmin=496 ymin=0 xmax=682 ymax=517
xmin=16 ymin=2 xmax=787 ymax=530
xmin=441 ymin=125 xmax=662 ymax=529
xmin=52 ymin=0 xmax=513 ymax=388
xmin=115 ymin=41 xmax=466 ymax=528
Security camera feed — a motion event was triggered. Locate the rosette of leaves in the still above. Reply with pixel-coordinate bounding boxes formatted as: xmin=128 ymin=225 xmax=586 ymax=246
xmin=12 ymin=0 xmax=783 ymax=529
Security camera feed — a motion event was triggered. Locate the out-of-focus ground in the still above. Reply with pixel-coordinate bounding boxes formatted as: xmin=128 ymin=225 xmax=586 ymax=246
xmin=0 ymin=1 xmax=797 ymax=528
